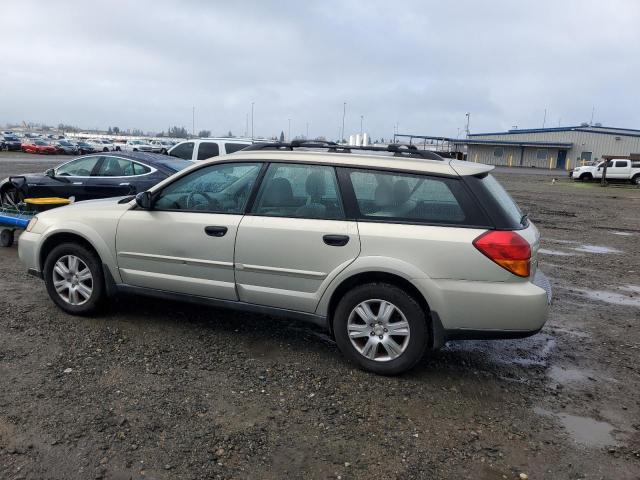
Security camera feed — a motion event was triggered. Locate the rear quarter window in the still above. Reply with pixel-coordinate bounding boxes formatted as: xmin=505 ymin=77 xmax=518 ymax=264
xmin=225 ymin=143 xmax=250 ymax=154
xmin=464 ymin=173 xmax=524 ymax=229
xmin=347 ymin=169 xmax=488 ymax=226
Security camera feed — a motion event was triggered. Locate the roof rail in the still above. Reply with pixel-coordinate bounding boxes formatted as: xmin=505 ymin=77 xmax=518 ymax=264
xmin=243 ymin=141 xmax=445 ymax=161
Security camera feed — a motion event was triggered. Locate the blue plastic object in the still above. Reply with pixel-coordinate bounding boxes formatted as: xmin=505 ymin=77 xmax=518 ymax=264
xmin=0 ymin=212 xmax=31 ymax=229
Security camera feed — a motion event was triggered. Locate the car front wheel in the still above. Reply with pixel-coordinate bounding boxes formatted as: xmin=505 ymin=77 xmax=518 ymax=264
xmin=333 ymin=282 xmax=428 ymax=375
xmin=43 ymin=243 xmax=105 ymax=315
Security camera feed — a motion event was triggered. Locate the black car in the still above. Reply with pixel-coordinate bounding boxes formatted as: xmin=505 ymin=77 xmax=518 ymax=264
xmin=2 ymin=135 xmax=22 ymax=151
xmin=0 ymin=152 xmax=192 ymax=208
xmin=54 ymin=140 xmax=79 ymax=155
xmin=75 ymin=141 xmax=96 ymax=155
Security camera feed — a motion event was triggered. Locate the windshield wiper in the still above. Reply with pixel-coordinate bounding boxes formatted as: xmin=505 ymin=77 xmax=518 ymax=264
xmin=520 ymin=213 xmax=529 ymax=226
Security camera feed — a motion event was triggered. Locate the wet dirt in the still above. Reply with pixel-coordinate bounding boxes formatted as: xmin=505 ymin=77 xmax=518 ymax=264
xmin=1 ymin=155 xmax=639 ymax=479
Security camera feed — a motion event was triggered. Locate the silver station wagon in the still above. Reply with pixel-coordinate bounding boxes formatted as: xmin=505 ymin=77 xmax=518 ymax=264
xmin=18 ymin=142 xmax=551 ymax=375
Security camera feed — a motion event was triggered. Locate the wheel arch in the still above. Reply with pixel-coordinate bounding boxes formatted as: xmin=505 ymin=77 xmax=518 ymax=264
xmin=39 ymin=231 xmax=100 ymax=272
xmin=323 ymin=270 xmax=432 ymax=342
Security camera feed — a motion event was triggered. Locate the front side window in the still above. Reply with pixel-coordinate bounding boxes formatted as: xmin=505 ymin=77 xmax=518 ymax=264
xmin=197 ymin=142 xmax=220 ymax=160
xmin=349 ymin=169 xmax=469 ymax=224
xmin=169 ymin=142 xmax=194 ymax=160
xmin=56 ymin=156 xmax=101 ymax=176
xmin=154 ymin=162 xmax=262 ymax=213
xmin=252 ymin=163 xmax=344 ymax=219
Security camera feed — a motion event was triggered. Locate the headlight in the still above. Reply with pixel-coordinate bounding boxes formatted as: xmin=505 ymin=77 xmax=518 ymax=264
xmin=25 ymin=217 xmax=38 ymax=232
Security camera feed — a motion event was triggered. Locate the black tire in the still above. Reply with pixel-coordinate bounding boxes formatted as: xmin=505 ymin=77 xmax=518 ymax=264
xmin=43 ymin=242 xmax=105 ymax=315
xmin=0 ymin=229 xmax=14 ymax=248
xmin=333 ymin=282 xmax=429 ymax=375
xmin=632 ymin=175 xmax=640 ymax=186
xmin=115 ymin=146 xmax=121 ymax=151
xmin=103 ymin=147 xmax=108 ymax=152
xmin=579 ymin=173 xmax=592 ymax=182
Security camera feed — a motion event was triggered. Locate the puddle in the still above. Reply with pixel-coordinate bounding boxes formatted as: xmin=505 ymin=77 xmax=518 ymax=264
xmin=610 ymin=231 xmax=635 ymax=237
xmin=547 ymin=327 xmax=590 ymax=338
xmin=572 ymin=244 xmax=622 ymax=254
xmin=538 ymin=248 xmax=576 ymax=256
xmin=548 ymin=366 xmax=592 ymax=384
xmin=535 ymin=408 xmax=615 ymax=448
xmin=545 ymin=238 xmax=578 ymax=244
xmin=620 ymin=285 xmax=640 ymax=294
xmin=580 ymin=289 xmax=640 ymax=308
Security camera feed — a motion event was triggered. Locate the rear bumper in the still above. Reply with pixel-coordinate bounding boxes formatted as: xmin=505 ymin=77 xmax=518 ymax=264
xmin=416 ymin=270 xmax=551 ymax=346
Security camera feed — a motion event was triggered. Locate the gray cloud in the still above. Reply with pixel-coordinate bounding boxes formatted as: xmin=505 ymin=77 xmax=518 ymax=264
xmin=2 ymin=0 xmax=639 ymax=139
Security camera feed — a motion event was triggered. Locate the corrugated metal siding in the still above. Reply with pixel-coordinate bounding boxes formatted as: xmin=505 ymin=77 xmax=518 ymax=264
xmin=468 ymin=130 xmax=640 ymax=169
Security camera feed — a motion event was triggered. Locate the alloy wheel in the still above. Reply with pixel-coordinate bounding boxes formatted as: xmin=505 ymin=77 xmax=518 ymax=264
xmin=347 ymin=299 xmax=410 ymax=362
xmin=52 ymin=255 xmax=93 ymax=306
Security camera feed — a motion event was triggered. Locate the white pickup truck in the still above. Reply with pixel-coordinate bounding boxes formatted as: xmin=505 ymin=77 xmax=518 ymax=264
xmin=571 ymin=158 xmax=640 ymax=185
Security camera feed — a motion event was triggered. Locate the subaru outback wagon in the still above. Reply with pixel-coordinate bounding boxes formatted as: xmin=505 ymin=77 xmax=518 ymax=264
xmin=18 ymin=143 xmax=551 ymax=375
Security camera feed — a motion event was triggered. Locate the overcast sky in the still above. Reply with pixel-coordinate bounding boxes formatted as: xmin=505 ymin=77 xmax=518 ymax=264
xmin=2 ymin=0 xmax=639 ymax=140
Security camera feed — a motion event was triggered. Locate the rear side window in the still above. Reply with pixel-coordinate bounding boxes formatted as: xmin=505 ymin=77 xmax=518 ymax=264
xmin=464 ymin=174 xmax=524 ymax=229
xmin=169 ymin=142 xmax=194 ymax=160
xmin=197 ymin=142 xmax=220 ymax=160
xmin=614 ymin=160 xmax=627 ymax=167
xmin=348 ymin=169 xmax=483 ymax=225
xmin=225 ymin=143 xmax=249 ymax=154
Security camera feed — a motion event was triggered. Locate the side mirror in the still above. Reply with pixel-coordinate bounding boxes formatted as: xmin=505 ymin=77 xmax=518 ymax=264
xmin=45 ymin=168 xmax=55 ymax=177
xmin=135 ymin=191 xmax=152 ymax=209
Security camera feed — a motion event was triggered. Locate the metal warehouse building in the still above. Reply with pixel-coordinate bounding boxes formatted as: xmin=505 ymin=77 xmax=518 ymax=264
xmin=459 ymin=125 xmax=640 ymax=170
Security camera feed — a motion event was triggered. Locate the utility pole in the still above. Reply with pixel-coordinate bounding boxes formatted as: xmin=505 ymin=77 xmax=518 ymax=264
xmin=542 ymin=108 xmax=547 ymax=128
xmin=288 ymin=118 xmax=291 ymax=142
xmin=245 ymin=113 xmax=248 ymax=137
xmin=341 ymin=102 xmax=346 ymax=143
xmin=192 ymin=106 xmax=195 ymax=137
xmin=465 ymin=112 xmax=470 ymax=137
xmin=251 ymin=102 xmax=254 ymax=140
xmin=360 ymin=115 xmax=364 ymax=136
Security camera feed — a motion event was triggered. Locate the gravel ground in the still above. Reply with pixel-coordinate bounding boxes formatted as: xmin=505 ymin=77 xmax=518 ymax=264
xmin=0 ymin=152 xmax=639 ymax=479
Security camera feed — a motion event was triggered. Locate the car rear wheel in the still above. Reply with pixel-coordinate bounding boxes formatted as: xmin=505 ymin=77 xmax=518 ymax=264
xmin=43 ymin=243 xmax=105 ymax=315
xmin=333 ymin=282 xmax=428 ymax=375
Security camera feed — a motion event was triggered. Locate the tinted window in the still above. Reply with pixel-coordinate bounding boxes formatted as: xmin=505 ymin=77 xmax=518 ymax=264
xmin=225 ymin=143 xmax=249 ymax=154
xmin=169 ymin=142 xmax=194 ymax=160
xmin=349 ymin=170 xmax=468 ymax=223
xmin=614 ymin=161 xmax=627 ymax=167
xmin=154 ymin=162 xmax=261 ymax=213
xmin=197 ymin=142 xmax=220 ymax=160
xmin=56 ymin=157 xmax=101 ymax=176
xmin=252 ymin=164 xmax=343 ymax=219
xmin=476 ymin=174 xmax=523 ymax=226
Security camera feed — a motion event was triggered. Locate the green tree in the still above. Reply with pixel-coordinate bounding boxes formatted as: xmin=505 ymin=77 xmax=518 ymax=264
xmin=198 ymin=130 xmax=211 ymax=137
xmin=279 ymin=131 xmax=285 ymax=142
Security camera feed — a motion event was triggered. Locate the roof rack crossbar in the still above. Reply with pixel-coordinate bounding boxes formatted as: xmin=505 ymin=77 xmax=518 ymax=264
xmin=243 ymin=141 xmax=444 ymax=160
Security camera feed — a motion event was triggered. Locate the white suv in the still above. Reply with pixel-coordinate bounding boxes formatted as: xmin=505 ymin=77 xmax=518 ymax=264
xmin=168 ymin=138 xmax=252 ymax=161
xmin=18 ymin=143 xmax=550 ymax=375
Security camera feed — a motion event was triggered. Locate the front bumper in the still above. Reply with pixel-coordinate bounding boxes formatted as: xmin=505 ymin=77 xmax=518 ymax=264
xmin=18 ymin=231 xmax=42 ymax=277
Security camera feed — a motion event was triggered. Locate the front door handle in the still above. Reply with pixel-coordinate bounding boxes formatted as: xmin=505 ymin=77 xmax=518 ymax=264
xmin=204 ymin=226 xmax=228 ymax=237
xmin=323 ymin=234 xmax=349 ymax=247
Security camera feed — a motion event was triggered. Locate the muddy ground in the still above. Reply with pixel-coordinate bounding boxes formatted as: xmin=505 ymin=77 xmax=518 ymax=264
xmin=0 ymin=152 xmax=639 ymax=479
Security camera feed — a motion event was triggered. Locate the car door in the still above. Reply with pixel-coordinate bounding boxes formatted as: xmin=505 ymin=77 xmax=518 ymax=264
xmin=115 ymin=161 xmax=264 ymax=300
xmin=168 ymin=141 xmax=195 ymax=161
xmin=610 ymin=160 xmax=630 ymax=179
xmin=234 ymin=162 xmax=360 ymax=313
xmin=86 ymin=155 xmax=148 ymax=198
xmin=36 ymin=156 xmax=103 ymax=200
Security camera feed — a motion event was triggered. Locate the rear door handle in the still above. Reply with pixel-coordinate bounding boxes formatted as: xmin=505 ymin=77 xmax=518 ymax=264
xmin=323 ymin=234 xmax=349 ymax=247
xmin=204 ymin=226 xmax=228 ymax=237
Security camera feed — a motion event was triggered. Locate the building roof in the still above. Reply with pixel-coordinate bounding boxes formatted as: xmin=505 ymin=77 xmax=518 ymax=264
xmin=469 ymin=125 xmax=640 ymax=138
xmin=394 ymin=133 xmax=572 ymax=148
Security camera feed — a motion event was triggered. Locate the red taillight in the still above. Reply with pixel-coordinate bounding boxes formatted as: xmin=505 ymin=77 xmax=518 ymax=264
xmin=473 ymin=230 xmax=531 ymax=277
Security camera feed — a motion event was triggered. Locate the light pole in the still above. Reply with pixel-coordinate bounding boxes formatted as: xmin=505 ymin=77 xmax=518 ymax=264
xmin=288 ymin=118 xmax=291 ymax=142
xmin=465 ymin=112 xmax=470 ymax=137
xmin=251 ymin=102 xmax=254 ymax=140
xmin=192 ymin=106 xmax=195 ymax=137
xmin=341 ymin=102 xmax=346 ymax=143
xmin=360 ymin=115 xmax=364 ymax=136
